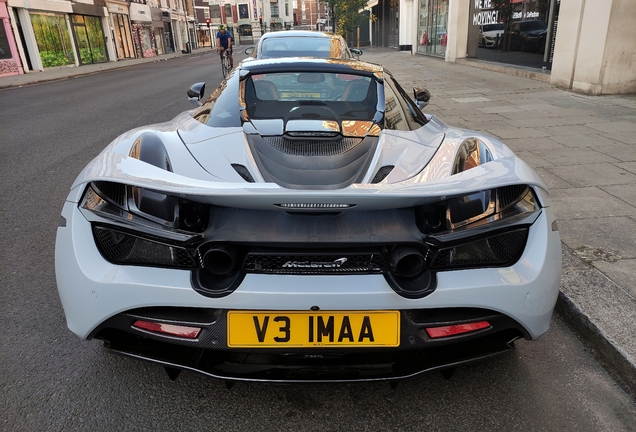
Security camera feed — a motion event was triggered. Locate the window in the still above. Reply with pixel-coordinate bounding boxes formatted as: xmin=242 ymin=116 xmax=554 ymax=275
xmin=239 ymin=4 xmax=249 ymax=19
xmin=225 ymin=4 xmax=232 ymax=18
xmin=244 ymin=72 xmax=377 ymax=123
xmin=210 ymin=5 xmax=221 ymax=19
xmin=383 ymin=74 xmax=428 ymax=131
xmin=271 ymin=4 xmax=279 ymax=17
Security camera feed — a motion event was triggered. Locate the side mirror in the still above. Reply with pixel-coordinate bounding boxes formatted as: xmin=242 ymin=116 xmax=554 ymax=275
xmin=413 ymin=86 xmax=431 ymax=109
xmin=244 ymin=46 xmax=255 ymax=56
xmin=187 ymin=82 xmax=206 ymax=107
xmin=350 ymin=48 xmax=363 ymax=59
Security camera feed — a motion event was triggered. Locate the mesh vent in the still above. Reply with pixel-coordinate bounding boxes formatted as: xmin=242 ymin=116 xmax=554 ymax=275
xmin=231 ymin=164 xmax=255 ymax=183
xmin=264 ymin=137 xmax=363 ymax=156
xmin=243 ymin=253 xmax=385 ymax=274
xmin=93 ymin=226 xmax=198 ymax=268
xmin=430 ymin=229 xmax=528 ymax=269
xmin=371 ymin=165 xmax=394 ymax=184
xmin=498 ymin=185 xmax=529 ymax=210
xmin=93 ymin=181 xmax=126 ymax=207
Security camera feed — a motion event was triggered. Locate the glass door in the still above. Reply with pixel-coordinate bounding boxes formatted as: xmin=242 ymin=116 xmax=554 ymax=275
xmin=71 ymin=15 xmax=108 ymax=64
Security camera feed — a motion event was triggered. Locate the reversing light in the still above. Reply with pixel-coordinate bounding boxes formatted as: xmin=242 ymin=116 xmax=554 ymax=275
xmin=425 ymin=321 xmax=490 ymax=339
xmin=133 ymin=320 xmax=201 ymax=339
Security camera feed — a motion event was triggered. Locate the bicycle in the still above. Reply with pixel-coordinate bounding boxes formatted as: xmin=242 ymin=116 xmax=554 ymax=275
xmin=220 ymin=48 xmax=232 ymax=78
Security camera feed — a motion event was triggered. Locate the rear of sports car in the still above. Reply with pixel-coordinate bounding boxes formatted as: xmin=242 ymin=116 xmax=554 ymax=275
xmin=55 ymin=59 xmax=561 ymax=382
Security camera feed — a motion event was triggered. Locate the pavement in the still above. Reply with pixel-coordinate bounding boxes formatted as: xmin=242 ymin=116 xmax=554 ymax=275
xmin=2 ymin=47 xmax=635 ymax=396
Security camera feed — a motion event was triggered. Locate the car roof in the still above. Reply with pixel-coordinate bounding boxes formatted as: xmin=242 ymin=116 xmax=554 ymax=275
xmin=260 ymin=30 xmax=340 ymax=40
xmin=238 ymin=57 xmax=383 ymax=75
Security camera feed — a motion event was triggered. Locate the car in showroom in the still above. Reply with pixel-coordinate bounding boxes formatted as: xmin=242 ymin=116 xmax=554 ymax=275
xmin=509 ymin=20 xmax=548 ymax=52
xmin=242 ymin=30 xmax=362 ymax=61
xmin=478 ymin=23 xmax=504 ymax=48
xmin=55 ymin=57 xmax=561 ymax=383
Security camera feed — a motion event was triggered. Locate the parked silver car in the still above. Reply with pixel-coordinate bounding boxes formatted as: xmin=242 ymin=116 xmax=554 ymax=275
xmin=243 ymin=30 xmax=362 ymax=61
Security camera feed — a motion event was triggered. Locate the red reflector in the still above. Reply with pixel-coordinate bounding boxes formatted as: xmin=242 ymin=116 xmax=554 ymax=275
xmin=133 ymin=320 xmax=201 ymax=339
xmin=425 ymin=321 xmax=491 ymax=339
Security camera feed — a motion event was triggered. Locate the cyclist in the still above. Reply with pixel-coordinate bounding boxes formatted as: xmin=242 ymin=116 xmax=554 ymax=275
xmin=216 ymin=25 xmax=234 ymax=69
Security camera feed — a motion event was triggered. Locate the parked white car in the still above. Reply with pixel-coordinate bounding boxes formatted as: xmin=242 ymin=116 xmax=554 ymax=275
xmin=479 ymin=23 xmax=504 ymax=48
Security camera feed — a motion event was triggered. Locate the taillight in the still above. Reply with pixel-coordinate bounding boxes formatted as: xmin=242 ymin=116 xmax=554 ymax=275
xmin=133 ymin=320 xmax=201 ymax=339
xmin=425 ymin=321 xmax=490 ymax=339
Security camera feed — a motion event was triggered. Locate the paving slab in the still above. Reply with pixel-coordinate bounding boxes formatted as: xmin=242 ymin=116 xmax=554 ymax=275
xmin=548 ymin=187 xmax=636 ymax=219
xmin=549 ymin=134 xmax=622 ymax=148
xmin=544 ymin=163 xmax=636 ymax=188
xmin=600 ymin=185 xmax=636 ymax=207
xmin=530 ymin=148 xmax=620 ymax=166
xmin=558 ymin=216 xmax=636 ymax=259
xmin=593 ymin=259 xmax=636 ymax=298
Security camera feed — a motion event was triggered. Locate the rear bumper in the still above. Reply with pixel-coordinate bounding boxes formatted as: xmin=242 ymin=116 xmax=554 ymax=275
xmin=95 ymin=306 xmax=526 ymax=382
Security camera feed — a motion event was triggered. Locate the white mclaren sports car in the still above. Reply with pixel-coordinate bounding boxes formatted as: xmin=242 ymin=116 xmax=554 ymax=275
xmin=55 ymin=58 xmax=562 ymax=383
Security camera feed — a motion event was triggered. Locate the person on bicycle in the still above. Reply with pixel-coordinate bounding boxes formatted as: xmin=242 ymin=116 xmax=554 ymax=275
xmin=216 ymin=25 xmax=234 ymax=69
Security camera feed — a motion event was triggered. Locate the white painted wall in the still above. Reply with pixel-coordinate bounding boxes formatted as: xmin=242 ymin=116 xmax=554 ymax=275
xmin=551 ymin=0 xmax=636 ymax=94
xmin=399 ymin=0 xmax=414 ymax=48
xmin=445 ymin=0 xmax=468 ymax=61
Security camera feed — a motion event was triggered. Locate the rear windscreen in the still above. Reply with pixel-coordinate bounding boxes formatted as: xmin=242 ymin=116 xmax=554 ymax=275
xmin=245 ymin=72 xmax=377 ymax=122
xmin=261 ymin=37 xmax=346 ymax=58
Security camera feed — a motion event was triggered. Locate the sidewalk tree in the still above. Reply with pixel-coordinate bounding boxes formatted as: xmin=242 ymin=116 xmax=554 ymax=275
xmin=322 ymin=0 xmax=367 ymax=37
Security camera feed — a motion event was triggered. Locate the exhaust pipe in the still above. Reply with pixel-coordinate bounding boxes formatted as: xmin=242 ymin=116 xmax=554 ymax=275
xmin=390 ymin=247 xmax=426 ymax=278
xmin=203 ymin=247 xmax=238 ymax=275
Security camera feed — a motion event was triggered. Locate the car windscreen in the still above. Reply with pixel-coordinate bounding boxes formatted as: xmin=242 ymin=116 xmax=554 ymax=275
xmin=245 ymin=72 xmax=377 ymax=122
xmin=482 ymin=24 xmax=503 ymax=32
xmin=260 ymin=37 xmax=343 ymax=58
xmin=520 ymin=21 xmax=547 ymax=31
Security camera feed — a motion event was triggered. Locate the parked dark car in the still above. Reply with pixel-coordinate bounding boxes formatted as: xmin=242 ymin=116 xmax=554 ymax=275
xmin=509 ymin=20 xmax=547 ymax=53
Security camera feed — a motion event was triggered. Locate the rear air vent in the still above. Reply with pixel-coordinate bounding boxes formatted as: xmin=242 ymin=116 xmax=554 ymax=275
xmin=265 ymin=136 xmax=362 ymax=156
xmin=497 ymin=185 xmax=530 ymax=210
xmin=93 ymin=181 xmax=126 ymax=207
xmin=371 ymin=165 xmax=394 ymax=183
xmin=231 ymin=164 xmax=255 ymax=182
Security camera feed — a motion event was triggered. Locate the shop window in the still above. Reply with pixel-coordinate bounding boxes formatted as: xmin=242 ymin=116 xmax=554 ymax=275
xmin=30 ymin=13 xmax=75 ymax=67
xmin=71 ymin=15 xmax=108 ymax=65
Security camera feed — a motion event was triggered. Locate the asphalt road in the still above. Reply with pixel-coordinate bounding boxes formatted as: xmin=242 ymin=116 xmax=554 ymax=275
xmin=1 ymin=52 xmax=635 ymax=431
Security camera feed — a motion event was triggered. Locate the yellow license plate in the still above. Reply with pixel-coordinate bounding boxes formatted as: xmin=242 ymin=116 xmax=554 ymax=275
xmin=281 ymin=92 xmax=321 ymax=99
xmin=227 ymin=311 xmax=400 ymax=348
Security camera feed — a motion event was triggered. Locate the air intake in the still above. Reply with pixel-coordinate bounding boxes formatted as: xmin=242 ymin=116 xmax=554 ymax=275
xmin=371 ymin=165 xmax=394 ymax=183
xmin=231 ymin=164 xmax=255 ymax=182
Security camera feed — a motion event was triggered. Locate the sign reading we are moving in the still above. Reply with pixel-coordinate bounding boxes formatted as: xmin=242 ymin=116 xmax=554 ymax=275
xmin=473 ymin=0 xmax=499 ymax=25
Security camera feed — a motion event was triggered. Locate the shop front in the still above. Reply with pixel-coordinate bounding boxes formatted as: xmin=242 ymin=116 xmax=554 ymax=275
xmin=29 ymin=12 xmax=75 ymax=67
xmin=416 ymin=0 xmax=448 ymax=56
xmin=70 ymin=3 xmax=108 ymax=65
xmin=130 ymin=2 xmax=156 ymax=58
xmin=107 ymin=1 xmax=135 ymax=59
xmin=0 ymin=0 xmax=23 ymax=75
xmin=468 ymin=0 xmax=557 ymax=70
xmin=237 ymin=20 xmax=253 ymax=45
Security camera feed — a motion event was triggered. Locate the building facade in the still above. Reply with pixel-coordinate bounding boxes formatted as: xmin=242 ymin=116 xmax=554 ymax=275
xmin=194 ymin=0 xmax=263 ymax=47
xmin=3 ymin=0 xmax=197 ymax=72
xmin=370 ymin=0 xmax=636 ymax=94
xmin=1 ymin=0 xmax=23 ymax=75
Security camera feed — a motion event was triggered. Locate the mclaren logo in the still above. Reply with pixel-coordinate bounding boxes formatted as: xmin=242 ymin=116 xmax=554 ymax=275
xmin=282 ymin=258 xmax=348 ymax=269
